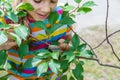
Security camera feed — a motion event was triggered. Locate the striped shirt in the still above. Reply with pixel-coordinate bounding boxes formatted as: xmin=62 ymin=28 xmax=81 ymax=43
xmin=3 ymin=6 xmax=72 ymax=79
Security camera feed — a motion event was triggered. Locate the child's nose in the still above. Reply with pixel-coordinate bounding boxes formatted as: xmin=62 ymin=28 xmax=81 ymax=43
xmin=40 ymin=3 xmax=51 ymax=13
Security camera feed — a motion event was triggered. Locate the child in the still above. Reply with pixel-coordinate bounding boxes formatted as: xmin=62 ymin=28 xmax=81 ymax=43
xmin=0 ymin=0 xmax=73 ymax=80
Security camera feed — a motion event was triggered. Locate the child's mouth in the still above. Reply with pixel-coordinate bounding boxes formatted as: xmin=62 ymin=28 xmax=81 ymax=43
xmin=37 ymin=13 xmax=48 ymax=19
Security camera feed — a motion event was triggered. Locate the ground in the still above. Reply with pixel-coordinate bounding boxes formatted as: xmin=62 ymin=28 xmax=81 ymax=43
xmin=78 ymin=25 xmax=120 ymax=80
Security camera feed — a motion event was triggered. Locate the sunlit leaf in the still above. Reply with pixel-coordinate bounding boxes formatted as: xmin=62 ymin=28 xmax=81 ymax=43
xmin=49 ymin=59 xmax=60 ymax=74
xmin=16 ymin=3 xmax=34 ymax=11
xmin=9 ymin=32 xmax=21 ymax=46
xmin=0 ymin=31 xmax=8 ymax=45
xmin=6 ymin=11 xmax=18 ymax=23
xmin=37 ymin=62 xmax=48 ymax=77
xmin=0 ymin=23 xmax=11 ymax=29
xmin=80 ymin=50 xmax=93 ymax=58
xmin=51 ymin=51 xmax=59 ymax=60
xmin=24 ymin=57 xmax=42 ymax=68
xmin=77 ymin=7 xmax=92 ymax=14
xmin=82 ymin=1 xmax=96 ymax=7
xmin=74 ymin=0 xmax=82 ymax=3
xmin=34 ymin=49 xmax=51 ymax=59
xmin=14 ymin=25 xmax=30 ymax=40
xmin=4 ymin=3 xmax=12 ymax=11
xmin=62 ymin=50 xmax=75 ymax=62
xmin=64 ymin=5 xmax=75 ymax=11
xmin=0 ymin=8 xmax=5 ymax=16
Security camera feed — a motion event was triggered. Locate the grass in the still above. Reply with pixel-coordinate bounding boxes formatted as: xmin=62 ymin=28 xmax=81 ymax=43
xmin=77 ymin=25 xmax=120 ymax=80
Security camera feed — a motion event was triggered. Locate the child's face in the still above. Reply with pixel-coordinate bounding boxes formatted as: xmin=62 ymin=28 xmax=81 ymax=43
xmin=23 ymin=0 xmax=58 ymax=21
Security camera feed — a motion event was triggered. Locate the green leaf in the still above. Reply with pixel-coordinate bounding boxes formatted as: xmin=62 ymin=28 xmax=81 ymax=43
xmin=24 ymin=57 xmax=42 ymax=68
xmin=14 ymin=25 xmax=30 ymax=40
xmin=48 ymin=12 xmax=59 ymax=25
xmin=0 ymin=50 xmax=7 ymax=66
xmin=18 ymin=43 xmax=29 ymax=59
xmin=70 ymin=76 xmax=75 ymax=80
xmin=77 ymin=7 xmax=92 ymax=14
xmin=49 ymin=59 xmax=60 ymax=74
xmin=17 ymin=10 xmax=27 ymax=17
xmin=51 ymin=51 xmax=59 ymax=60
xmin=33 ymin=21 xmax=46 ymax=30
xmin=62 ymin=50 xmax=75 ymax=62
xmin=51 ymin=41 xmax=59 ymax=45
xmin=37 ymin=62 xmax=48 ymax=77
xmin=64 ymin=5 xmax=75 ymax=11
xmin=0 ymin=31 xmax=8 ymax=45
xmin=9 ymin=32 xmax=21 ymax=46
xmin=6 ymin=11 xmax=18 ymax=23
xmin=34 ymin=49 xmax=50 ymax=55
xmin=77 ymin=43 xmax=87 ymax=52
xmin=80 ymin=50 xmax=93 ymax=58
xmin=72 ymin=62 xmax=84 ymax=80
xmin=60 ymin=16 xmax=75 ymax=25
xmin=0 ymin=23 xmax=11 ymax=29
xmin=61 ymin=75 xmax=67 ymax=80
xmin=72 ymin=34 xmax=80 ymax=49
xmin=8 ymin=61 xmax=16 ymax=70
xmin=4 ymin=3 xmax=12 ymax=11
xmin=34 ymin=49 xmax=51 ymax=59
xmin=82 ymin=1 xmax=96 ymax=7
xmin=0 ymin=8 xmax=5 ymax=16
xmin=70 ymin=14 xmax=76 ymax=18
xmin=16 ymin=3 xmax=34 ymax=11
xmin=74 ymin=0 xmax=82 ymax=3
xmin=60 ymin=60 xmax=69 ymax=72
xmin=46 ymin=24 xmax=63 ymax=34
xmin=0 ymin=74 xmax=11 ymax=80
xmin=18 ymin=63 xmax=24 ymax=73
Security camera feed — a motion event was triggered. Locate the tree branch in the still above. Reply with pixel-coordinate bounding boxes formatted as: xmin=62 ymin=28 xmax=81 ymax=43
xmin=68 ymin=0 xmax=120 ymax=69
xmin=93 ymin=29 xmax=120 ymax=49
xmin=105 ymin=0 xmax=120 ymax=61
xmin=78 ymin=56 xmax=120 ymax=69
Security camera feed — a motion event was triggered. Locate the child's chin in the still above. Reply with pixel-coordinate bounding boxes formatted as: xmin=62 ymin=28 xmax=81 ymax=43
xmin=35 ymin=18 xmax=45 ymax=21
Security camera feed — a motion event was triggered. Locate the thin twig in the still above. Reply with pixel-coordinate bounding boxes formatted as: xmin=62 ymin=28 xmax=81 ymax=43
xmin=67 ymin=0 xmax=120 ymax=69
xmin=78 ymin=56 xmax=120 ymax=69
xmin=105 ymin=0 xmax=120 ymax=61
xmin=69 ymin=27 xmax=98 ymax=58
xmin=69 ymin=4 xmax=79 ymax=14
xmin=93 ymin=29 xmax=120 ymax=49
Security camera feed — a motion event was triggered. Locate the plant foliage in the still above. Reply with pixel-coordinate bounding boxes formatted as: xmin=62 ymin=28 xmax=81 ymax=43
xmin=0 ymin=0 xmax=96 ymax=79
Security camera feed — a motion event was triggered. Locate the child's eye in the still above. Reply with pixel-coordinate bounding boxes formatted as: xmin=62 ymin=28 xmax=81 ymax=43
xmin=33 ymin=0 xmax=57 ymax=3
xmin=51 ymin=0 xmax=58 ymax=3
xmin=33 ymin=0 xmax=41 ymax=3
